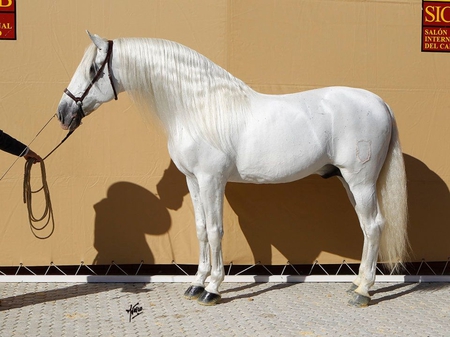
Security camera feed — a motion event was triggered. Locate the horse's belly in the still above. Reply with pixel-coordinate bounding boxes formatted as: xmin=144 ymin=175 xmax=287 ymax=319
xmin=232 ymin=119 xmax=329 ymax=184
xmin=230 ymin=161 xmax=322 ymax=184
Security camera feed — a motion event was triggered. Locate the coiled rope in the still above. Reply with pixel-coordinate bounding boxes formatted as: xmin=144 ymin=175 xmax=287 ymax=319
xmin=23 ymin=159 xmax=55 ymax=239
xmin=22 ymin=129 xmax=74 ymax=239
xmin=20 ymin=115 xmax=75 ymax=239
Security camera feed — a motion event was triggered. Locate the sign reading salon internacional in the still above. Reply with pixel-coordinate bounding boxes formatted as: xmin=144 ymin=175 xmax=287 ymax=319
xmin=422 ymin=0 xmax=450 ymax=51
xmin=0 ymin=0 xmax=15 ymax=40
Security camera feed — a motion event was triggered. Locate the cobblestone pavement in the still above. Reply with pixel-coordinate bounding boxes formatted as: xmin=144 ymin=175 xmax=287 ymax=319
xmin=0 ymin=282 xmax=449 ymax=336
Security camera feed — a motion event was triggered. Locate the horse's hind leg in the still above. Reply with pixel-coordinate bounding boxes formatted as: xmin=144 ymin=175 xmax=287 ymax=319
xmin=337 ymin=177 xmax=361 ymax=294
xmin=344 ymin=179 xmax=385 ymax=307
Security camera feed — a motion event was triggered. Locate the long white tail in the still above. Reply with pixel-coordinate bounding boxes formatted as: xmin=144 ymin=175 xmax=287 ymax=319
xmin=377 ymin=105 xmax=409 ymax=271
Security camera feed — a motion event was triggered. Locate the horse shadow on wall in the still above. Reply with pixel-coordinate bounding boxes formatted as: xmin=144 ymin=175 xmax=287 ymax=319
xmin=403 ymin=154 xmax=450 ymax=261
xmin=157 ymin=155 xmax=450 ymax=264
xmin=93 ymin=182 xmax=171 ymax=264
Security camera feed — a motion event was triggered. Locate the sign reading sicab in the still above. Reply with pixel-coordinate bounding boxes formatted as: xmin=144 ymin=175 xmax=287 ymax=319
xmin=0 ymin=0 xmax=15 ymax=40
xmin=422 ymin=0 xmax=450 ymax=52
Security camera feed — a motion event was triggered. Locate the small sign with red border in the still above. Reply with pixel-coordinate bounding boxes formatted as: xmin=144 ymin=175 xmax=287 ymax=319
xmin=0 ymin=0 xmax=16 ymax=40
xmin=422 ymin=0 xmax=450 ymax=52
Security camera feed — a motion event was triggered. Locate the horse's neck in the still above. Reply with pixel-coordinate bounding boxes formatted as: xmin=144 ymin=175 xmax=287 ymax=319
xmin=120 ymin=38 xmax=256 ymax=152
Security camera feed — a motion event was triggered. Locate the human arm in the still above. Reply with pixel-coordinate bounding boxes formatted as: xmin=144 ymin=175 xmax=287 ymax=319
xmin=0 ymin=130 xmax=42 ymax=162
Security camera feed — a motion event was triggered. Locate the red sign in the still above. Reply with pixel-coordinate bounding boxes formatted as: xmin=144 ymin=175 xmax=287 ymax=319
xmin=0 ymin=0 xmax=16 ymax=40
xmin=422 ymin=1 xmax=450 ymax=51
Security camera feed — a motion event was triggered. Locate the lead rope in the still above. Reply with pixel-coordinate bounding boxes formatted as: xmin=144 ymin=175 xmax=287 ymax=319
xmin=21 ymin=118 xmax=75 ymax=239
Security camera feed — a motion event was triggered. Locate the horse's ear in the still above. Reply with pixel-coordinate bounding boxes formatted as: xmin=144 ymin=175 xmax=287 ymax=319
xmin=86 ymin=30 xmax=108 ymax=51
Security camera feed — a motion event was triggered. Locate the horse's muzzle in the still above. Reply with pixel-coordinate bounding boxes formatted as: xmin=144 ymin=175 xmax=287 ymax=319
xmin=58 ymin=101 xmax=85 ymax=131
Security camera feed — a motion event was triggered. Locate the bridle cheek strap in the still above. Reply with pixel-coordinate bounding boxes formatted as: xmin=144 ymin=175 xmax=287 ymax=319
xmin=63 ymin=40 xmax=118 ymax=121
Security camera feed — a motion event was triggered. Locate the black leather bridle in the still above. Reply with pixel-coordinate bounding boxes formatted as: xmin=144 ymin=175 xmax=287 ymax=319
xmin=63 ymin=40 xmax=118 ymax=128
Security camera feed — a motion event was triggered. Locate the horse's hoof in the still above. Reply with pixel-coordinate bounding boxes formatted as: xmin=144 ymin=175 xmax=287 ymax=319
xmin=346 ymin=283 xmax=358 ymax=295
xmin=184 ymin=285 xmax=205 ymax=300
xmin=348 ymin=293 xmax=370 ymax=307
xmin=197 ymin=291 xmax=221 ymax=306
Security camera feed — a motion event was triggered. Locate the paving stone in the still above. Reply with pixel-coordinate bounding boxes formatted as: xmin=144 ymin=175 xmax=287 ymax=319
xmin=0 ymin=282 xmax=449 ymax=336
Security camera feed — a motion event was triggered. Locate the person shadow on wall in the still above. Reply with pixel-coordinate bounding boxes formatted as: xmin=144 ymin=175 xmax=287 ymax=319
xmin=93 ymin=182 xmax=171 ymax=265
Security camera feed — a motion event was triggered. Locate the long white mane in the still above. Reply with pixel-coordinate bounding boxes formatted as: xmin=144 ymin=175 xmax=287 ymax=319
xmin=112 ymin=38 xmax=257 ymax=151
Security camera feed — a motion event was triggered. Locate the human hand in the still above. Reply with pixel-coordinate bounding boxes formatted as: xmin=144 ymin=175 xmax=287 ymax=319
xmin=24 ymin=149 xmax=42 ymax=163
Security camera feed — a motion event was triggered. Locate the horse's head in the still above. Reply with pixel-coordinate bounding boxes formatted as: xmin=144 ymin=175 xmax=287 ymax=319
xmin=57 ymin=31 xmax=119 ymax=131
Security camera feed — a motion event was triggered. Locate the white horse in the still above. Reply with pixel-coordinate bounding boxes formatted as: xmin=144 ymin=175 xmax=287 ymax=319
xmin=57 ymin=32 xmax=408 ymax=307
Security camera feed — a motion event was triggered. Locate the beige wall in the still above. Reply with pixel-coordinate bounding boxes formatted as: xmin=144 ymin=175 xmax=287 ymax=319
xmin=0 ymin=0 xmax=448 ymax=267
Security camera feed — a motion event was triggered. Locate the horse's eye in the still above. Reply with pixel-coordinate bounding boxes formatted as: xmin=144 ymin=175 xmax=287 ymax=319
xmin=89 ymin=64 xmax=97 ymax=77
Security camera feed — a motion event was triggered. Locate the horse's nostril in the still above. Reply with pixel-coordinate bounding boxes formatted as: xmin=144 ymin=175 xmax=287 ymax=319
xmin=57 ymin=101 xmax=69 ymax=124
xmin=57 ymin=110 xmax=64 ymax=124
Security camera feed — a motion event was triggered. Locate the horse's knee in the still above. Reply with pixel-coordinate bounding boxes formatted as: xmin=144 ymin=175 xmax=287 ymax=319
xmin=206 ymin=226 xmax=224 ymax=246
xmin=196 ymin=227 xmax=207 ymax=241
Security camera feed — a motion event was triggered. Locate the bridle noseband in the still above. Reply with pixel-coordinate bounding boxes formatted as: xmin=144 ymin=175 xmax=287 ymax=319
xmin=63 ymin=40 xmax=118 ymax=127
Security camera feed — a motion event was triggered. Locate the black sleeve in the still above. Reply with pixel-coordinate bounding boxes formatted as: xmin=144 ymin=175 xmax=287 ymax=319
xmin=0 ymin=130 xmax=28 ymax=157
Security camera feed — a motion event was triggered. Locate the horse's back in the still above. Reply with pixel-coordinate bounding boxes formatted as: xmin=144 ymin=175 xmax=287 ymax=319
xmin=231 ymin=87 xmax=392 ymax=183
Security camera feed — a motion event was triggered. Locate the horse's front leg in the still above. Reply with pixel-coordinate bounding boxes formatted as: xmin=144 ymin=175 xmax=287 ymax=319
xmin=184 ymin=176 xmax=211 ymax=300
xmin=195 ymin=174 xmax=226 ymax=306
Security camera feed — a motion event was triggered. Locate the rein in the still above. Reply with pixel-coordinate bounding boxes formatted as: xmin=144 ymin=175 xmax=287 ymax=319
xmin=42 ymin=129 xmax=74 ymax=160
